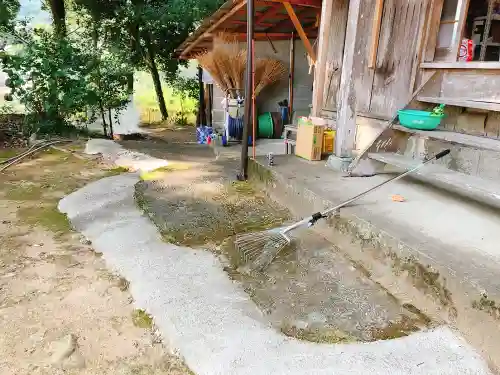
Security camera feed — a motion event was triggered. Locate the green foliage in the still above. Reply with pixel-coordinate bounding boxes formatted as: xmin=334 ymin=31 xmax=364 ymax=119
xmin=0 ymin=0 xmax=20 ymax=34
xmin=170 ymin=75 xmax=198 ymax=125
xmin=0 ymin=20 xmax=133 ymax=135
xmin=1 ymin=29 xmax=97 ymax=133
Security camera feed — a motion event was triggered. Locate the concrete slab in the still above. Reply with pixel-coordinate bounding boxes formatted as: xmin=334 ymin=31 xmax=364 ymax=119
xmin=249 ymin=154 xmax=500 ymax=369
xmin=57 ymin=141 xmax=493 ymax=375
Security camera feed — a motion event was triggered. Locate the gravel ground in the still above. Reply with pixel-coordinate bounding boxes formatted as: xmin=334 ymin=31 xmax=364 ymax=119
xmin=57 ymin=138 xmax=493 ymax=375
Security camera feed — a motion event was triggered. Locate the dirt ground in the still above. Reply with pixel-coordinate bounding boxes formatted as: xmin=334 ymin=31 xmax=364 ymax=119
xmin=0 ymin=145 xmax=192 ymax=375
xmin=124 ymin=129 xmax=434 ymax=343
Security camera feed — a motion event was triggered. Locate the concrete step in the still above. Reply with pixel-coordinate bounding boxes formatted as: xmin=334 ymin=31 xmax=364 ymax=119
xmin=249 ymin=155 xmax=500 ymax=370
xmin=367 ymin=152 xmax=500 ymax=209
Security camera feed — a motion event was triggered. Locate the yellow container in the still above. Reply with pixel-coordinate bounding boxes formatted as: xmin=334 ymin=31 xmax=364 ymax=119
xmin=322 ymin=130 xmax=335 ymax=154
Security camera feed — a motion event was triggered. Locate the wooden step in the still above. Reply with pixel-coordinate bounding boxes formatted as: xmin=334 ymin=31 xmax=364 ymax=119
xmin=416 ymin=96 xmax=500 ymax=112
xmin=367 ymin=152 xmax=500 ymax=209
xmin=392 ymin=124 xmax=500 ymax=153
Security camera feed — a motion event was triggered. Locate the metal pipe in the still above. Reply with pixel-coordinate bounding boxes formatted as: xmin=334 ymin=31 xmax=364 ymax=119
xmin=252 ymin=38 xmax=256 ymax=160
xmin=238 ymin=0 xmax=255 ymax=180
xmin=289 ymin=32 xmax=295 ymax=118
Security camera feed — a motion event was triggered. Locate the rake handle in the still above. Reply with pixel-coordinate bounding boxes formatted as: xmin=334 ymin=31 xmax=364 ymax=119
xmin=283 ymin=149 xmax=450 ymax=232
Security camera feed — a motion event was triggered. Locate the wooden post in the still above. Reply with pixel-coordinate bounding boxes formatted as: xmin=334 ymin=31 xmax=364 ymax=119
xmin=368 ymin=0 xmax=383 ymax=69
xmin=335 ymin=0 xmax=362 ymax=160
xmin=283 ymin=1 xmax=317 ymax=63
xmin=311 ymin=0 xmax=334 ymax=116
xmin=289 ymin=32 xmax=295 ymax=117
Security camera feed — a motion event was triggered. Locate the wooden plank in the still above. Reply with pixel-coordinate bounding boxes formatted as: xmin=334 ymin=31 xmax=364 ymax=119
xmin=448 ymin=0 xmax=470 ymax=61
xmin=321 ymin=0 xmax=349 ymax=111
xmin=485 ymin=112 xmax=500 ymax=138
xmin=409 ymin=0 xmax=430 ymax=94
xmin=392 ymin=124 xmax=500 ymax=152
xmin=352 ymin=0 xmax=378 ymax=112
xmin=255 ymin=2 xmax=282 ymax=25
xmin=423 ymin=0 xmax=444 ymax=62
xmin=262 ymin=0 xmax=322 ymax=8
xmin=311 ymin=0 xmax=334 ymax=115
xmin=421 ymin=62 xmax=500 ymax=69
xmin=417 ymin=96 xmax=500 ymax=111
xmin=369 ymin=0 xmax=426 ymax=117
xmin=335 ymin=0 xmax=362 ymax=158
xmin=283 ymin=1 xmax=317 ymax=62
xmin=368 ymin=0 xmax=384 ymax=69
xmin=440 ymin=71 xmax=500 ymax=100
xmin=180 ymin=0 xmax=247 ymax=59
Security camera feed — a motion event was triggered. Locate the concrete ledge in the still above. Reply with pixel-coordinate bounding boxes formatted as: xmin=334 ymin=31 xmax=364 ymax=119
xmin=249 ymin=156 xmax=500 ymax=371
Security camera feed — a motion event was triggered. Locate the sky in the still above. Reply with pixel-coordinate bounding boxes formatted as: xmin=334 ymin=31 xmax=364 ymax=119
xmin=18 ymin=0 xmax=50 ymax=25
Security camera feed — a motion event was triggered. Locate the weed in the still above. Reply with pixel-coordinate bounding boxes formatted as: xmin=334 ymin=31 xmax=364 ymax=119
xmin=139 ymin=163 xmax=190 ymax=181
xmin=472 ymin=293 xmax=500 ymax=320
xmin=280 ymin=323 xmax=356 ymax=344
xmin=17 ymin=205 xmax=72 ymax=236
xmin=104 ymin=166 xmax=129 ymax=176
xmin=132 ymin=309 xmax=153 ymax=329
xmin=117 ymin=277 xmax=130 ymax=292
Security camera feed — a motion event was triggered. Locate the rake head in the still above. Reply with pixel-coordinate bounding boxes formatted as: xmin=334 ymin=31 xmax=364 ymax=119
xmin=234 ymin=227 xmax=291 ymax=272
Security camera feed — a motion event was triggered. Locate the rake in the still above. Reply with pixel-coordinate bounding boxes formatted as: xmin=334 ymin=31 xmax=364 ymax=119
xmin=235 ymin=149 xmax=451 ymax=272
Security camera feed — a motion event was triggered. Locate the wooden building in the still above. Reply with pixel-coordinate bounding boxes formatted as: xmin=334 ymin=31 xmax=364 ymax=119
xmin=177 ymin=0 xmax=500 ymax=205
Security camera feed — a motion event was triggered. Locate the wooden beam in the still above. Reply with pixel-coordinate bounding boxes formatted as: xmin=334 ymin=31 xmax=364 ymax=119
xmin=423 ymin=0 xmax=444 ymax=62
xmin=368 ymin=0 xmax=383 ymax=69
xmin=421 ymin=61 xmax=500 ymax=69
xmin=449 ymin=0 xmax=470 ymax=61
xmin=231 ymin=19 xmax=274 ymax=27
xmin=255 ymin=3 xmax=282 ymax=24
xmin=335 ymin=0 xmax=362 ymax=160
xmin=262 ymin=0 xmax=322 ymax=8
xmin=283 ymin=2 xmax=316 ymax=63
xmin=181 ymin=0 xmax=247 ymax=58
xmin=409 ymin=0 xmax=431 ymax=95
xmin=311 ymin=0 xmax=334 ymax=115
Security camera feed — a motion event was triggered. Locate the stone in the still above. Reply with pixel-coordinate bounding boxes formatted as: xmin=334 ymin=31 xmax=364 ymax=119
xmin=50 ymin=334 xmax=85 ymax=369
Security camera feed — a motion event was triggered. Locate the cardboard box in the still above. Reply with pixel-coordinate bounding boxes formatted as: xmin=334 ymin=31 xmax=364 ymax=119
xmin=295 ymin=123 xmax=324 ymax=161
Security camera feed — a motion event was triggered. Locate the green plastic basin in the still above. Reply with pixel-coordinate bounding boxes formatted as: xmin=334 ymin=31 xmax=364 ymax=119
xmin=398 ymin=109 xmax=444 ymax=130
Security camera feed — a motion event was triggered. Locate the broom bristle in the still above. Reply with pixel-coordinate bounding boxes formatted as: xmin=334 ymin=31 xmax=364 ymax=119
xmin=196 ymin=34 xmax=287 ymax=99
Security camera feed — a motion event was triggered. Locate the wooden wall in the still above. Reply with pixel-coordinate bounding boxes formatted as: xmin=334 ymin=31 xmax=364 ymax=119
xmin=323 ymin=0 xmax=429 ymax=118
xmin=321 ymin=0 xmax=348 ymax=111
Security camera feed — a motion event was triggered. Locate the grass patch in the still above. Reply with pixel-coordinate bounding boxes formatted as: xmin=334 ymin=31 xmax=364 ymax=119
xmin=281 ymin=323 xmax=356 ymax=344
xmin=0 ymin=148 xmax=24 ymax=161
xmin=17 ymin=205 xmax=72 ymax=235
xmin=104 ymin=166 xmax=129 ymax=177
xmin=132 ymin=309 xmax=153 ymax=329
xmin=4 ymin=183 xmax=44 ymax=200
xmin=139 ymin=163 xmax=190 ymax=181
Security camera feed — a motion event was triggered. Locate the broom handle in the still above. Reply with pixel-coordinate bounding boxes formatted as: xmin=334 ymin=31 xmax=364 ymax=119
xmin=282 ymin=149 xmax=450 ymax=233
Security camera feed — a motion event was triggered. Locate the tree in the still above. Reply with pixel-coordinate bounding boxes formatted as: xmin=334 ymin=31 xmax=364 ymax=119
xmin=0 ymin=0 xmax=20 ymax=34
xmin=74 ymin=0 xmax=223 ymax=121
xmin=47 ymin=0 xmax=67 ymax=36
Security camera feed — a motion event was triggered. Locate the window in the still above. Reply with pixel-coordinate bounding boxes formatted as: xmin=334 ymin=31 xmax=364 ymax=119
xmin=432 ymin=0 xmax=500 ymax=62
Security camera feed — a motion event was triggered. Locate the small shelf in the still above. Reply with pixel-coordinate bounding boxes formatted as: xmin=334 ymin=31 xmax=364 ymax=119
xmin=416 ymin=96 xmax=500 ymax=112
xmin=420 ymin=62 xmax=500 ymax=69
xmin=392 ymin=124 xmax=500 ymax=153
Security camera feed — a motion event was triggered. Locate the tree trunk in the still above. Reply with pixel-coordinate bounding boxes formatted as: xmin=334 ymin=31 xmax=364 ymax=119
xmin=108 ymin=108 xmax=114 ymax=138
xmin=48 ymin=0 xmax=66 ymax=36
xmin=143 ymin=32 xmax=168 ymax=120
xmin=99 ymin=102 xmax=108 ymax=137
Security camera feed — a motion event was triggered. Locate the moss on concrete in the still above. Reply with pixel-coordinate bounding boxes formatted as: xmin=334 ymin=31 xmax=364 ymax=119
xmin=132 ymin=309 xmax=153 ymax=329
xmin=472 ymin=294 xmax=500 ymax=320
